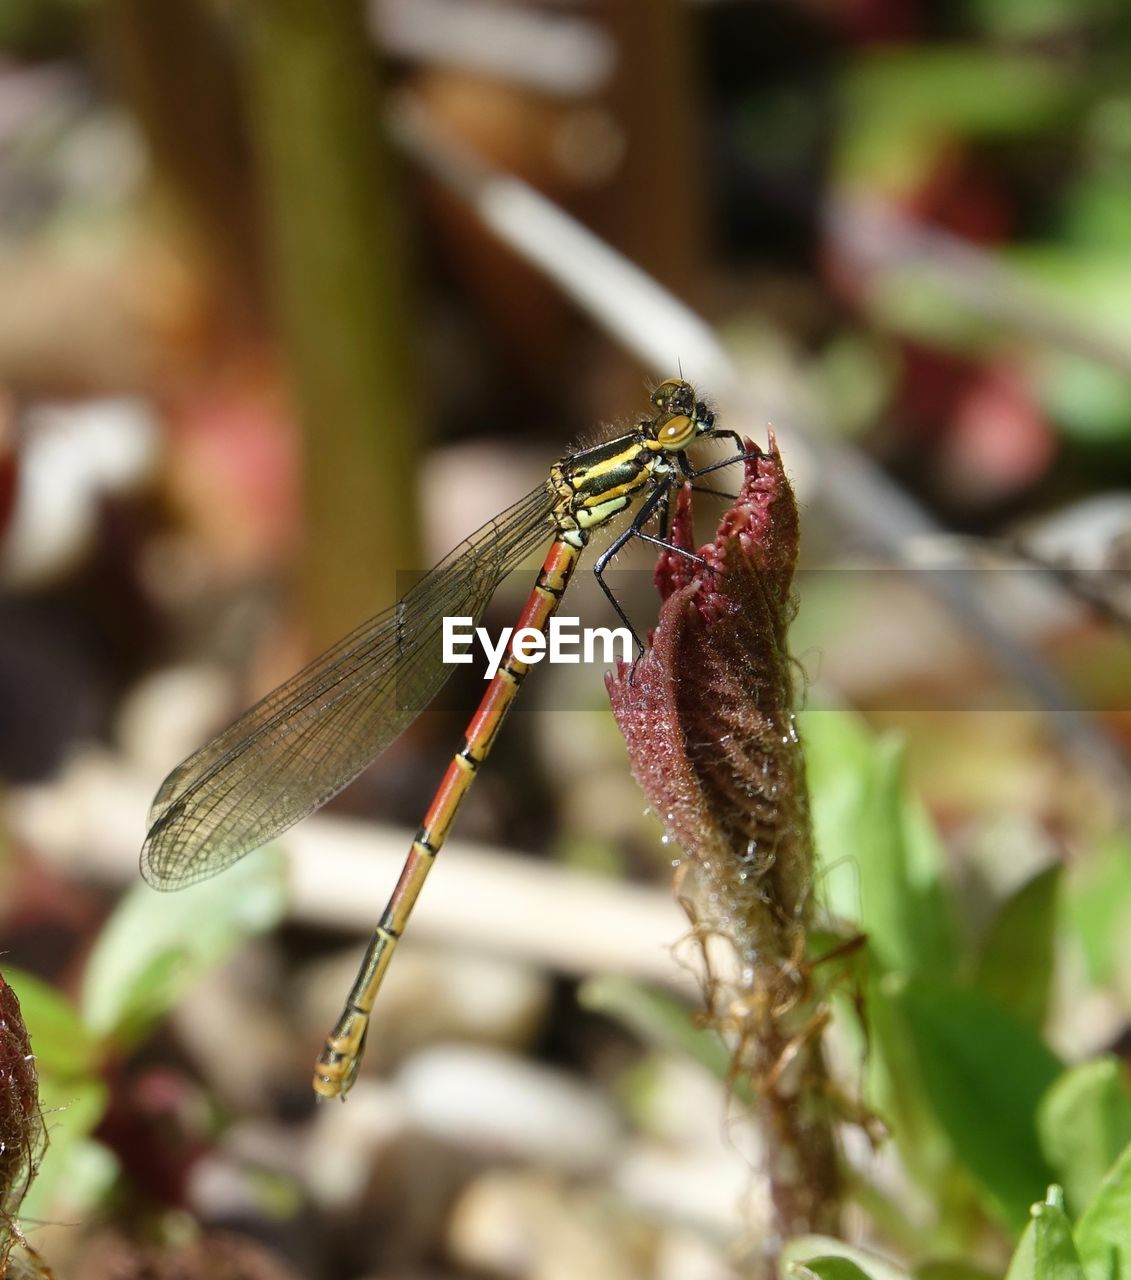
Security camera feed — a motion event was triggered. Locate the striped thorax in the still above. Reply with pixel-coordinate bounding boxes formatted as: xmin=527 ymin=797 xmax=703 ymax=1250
xmin=550 ymin=378 xmax=717 ymax=547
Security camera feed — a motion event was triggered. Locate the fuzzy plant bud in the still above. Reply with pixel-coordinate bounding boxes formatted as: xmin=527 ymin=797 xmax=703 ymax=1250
xmin=607 ymin=435 xmax=841 ymax=1245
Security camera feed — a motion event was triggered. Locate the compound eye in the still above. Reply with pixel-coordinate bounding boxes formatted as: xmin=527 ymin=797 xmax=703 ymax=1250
xmin=657 ymin=414 xmax=694 ymax=449
xmin=651 ymin=378 xmax=680 ymax=411
xmin=651 ymin=378 xmax=696 ymax=415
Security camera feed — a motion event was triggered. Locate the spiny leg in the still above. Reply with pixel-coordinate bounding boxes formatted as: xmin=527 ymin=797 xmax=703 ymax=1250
xmin=678 ymin=442 xmax=763 ymax=502
xmin=592 ymin=483 xmax=669 ymax=651
xmin=679 ymin=444 xmax=758 ymax=482
xmin=690 ymin=484 xmax=740 ymax=500
xmin=592 ymin=481 xmax=706 ymax=655
xmin=656 ymin=484 xmax=671 ymax=542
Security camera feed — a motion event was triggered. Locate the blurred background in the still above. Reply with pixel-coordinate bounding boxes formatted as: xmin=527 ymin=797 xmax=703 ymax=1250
xmin=3 ymin=1 xmax=1131 ymax=1277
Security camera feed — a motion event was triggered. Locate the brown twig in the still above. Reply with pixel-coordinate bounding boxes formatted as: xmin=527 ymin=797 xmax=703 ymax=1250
xmin=242 ymin=0 xmax=422 ymax=646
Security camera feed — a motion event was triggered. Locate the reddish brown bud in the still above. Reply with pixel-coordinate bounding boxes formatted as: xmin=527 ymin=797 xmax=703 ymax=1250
xmin=607 ymin=433 xmax=810 ymax=947
xmin=0 ymin=972 xmax=51 ymax=1278
xmin=607 ymin=435 xmax=841 ymax=1245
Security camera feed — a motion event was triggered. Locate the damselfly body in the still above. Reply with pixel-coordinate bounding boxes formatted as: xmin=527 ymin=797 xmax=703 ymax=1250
xmin=141 ymin=379 xmax=745 ymax=1097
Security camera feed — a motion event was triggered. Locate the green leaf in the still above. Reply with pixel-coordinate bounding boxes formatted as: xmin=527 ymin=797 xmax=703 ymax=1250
xmin=1075 ymin=1143 xmax=1131 ymax=1280
xmin=916 ymin=1262 xmax=1000 ymax=1280
xmin=1039 ymin=1060 xmax=1131 ymax=1218
xmin=964 ymin=0 xmax=1116 ymax=38
xmin=1062 ymin=174 xmax=1131 ymax=253
xmin=846 ymin=47 xmax=1077 ymax=136
xmin=81 ymin=845 xmax=288 ymax=1047
xmin=781 ymin=1237 xmax=911 ymax=1280
xmin=802 ymin=710 xmax=956 ymax=978
xmin=1 ymin=970 xmax=111 ymax=1223
xmin=1001 ymin=251 xmax=1131 ymax=448
xmin=1040 ymin=355 xmax=1131 ymax=445
xmin=865 ymin=267 xmax=1006 ymax=358
xmin=3 ymin=967 xmax=98 ymax=1080
xmin=19 ymin=1081 xmax=111 ymax=1222
xmin=889 ymin=976 xmax=1062 ymax=1230
xmin=1005 ymin=1187 xmax=1084 ymax=1280
xmin=974 ymin=866 xmax=1062 ymax=1030
xmin=794 ymin=1259 xmax=880 ymax=1280
xmin=1064 ymin=837 xmax=1131 ymax=986
xmin=855 ymin=970 xmax=955 ymax=1198
xmin=839 ymin=47 xmax=1078 ymax=184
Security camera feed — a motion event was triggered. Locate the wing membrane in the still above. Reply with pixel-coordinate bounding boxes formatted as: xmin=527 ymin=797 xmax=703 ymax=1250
xmin=141 ymin=482 xmax=556 ymax=889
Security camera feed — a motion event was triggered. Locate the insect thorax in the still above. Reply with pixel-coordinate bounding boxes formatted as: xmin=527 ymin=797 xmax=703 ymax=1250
xmin=551 ymin=433 xmax=673 ymax=543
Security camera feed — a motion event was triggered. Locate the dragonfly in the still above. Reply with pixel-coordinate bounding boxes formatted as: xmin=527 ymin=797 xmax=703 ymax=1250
xmin=141 ymin=378 xmax=747 ymax=1098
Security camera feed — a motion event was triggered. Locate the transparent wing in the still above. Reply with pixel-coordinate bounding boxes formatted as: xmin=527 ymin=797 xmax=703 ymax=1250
xmin=141 ymin=483 xmax=556 ymax=889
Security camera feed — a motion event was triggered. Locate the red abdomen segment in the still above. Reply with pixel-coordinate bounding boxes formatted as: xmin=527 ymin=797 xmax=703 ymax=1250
xmin=313 ymin=538 xmax=582 ymax=1098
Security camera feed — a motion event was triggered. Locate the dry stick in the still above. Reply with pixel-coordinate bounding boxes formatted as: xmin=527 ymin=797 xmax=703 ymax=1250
xmin=828 ymin=194 xmax=1131 ymax=379
xmin=6 ymin=755 xmax=694 ymax=991
xmin=389 ymin=95 xmax=1131 ymax=806
xmin=372 ymin=0 xmax=616 ymax=97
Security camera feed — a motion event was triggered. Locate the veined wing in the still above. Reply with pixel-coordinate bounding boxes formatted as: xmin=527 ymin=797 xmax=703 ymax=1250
xmin=141 ymin=482 xmax=556 ymax=889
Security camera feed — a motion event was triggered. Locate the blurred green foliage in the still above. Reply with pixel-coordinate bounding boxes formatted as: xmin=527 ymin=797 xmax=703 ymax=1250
xmin=9 ymin=847 xmax=286 ymax=1224
xmin=839 ymin=47 xmax=1079 ymax=186
xmin=584 ymin=708 xmax=1131 ymax=1273
xmin=800 ymin=710 xmax=1131 ymax=1269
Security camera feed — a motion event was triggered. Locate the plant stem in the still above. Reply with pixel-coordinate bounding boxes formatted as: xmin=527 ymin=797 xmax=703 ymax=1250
xmin=243 ymin=0 xmax=421 ymax=645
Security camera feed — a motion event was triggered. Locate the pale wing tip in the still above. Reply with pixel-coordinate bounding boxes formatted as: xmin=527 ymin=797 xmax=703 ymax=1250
xmin=139 ymin=828 xmax=183 ymax=892
xmin=140 ymin=806 xmax=259 ymax=892
xmin=139 ymin=788 xmax=193 ymax=890
xmin=140 ymin=800 xmax=215 ymax=891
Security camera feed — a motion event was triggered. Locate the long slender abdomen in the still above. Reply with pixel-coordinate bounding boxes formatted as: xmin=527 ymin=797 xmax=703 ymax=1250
xmin=312 ymin=536 xmax=584 ymax=1097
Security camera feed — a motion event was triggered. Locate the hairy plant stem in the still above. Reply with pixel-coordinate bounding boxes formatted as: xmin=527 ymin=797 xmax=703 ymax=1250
xmin=609 ymin=441 xmax=841 ymax=1257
